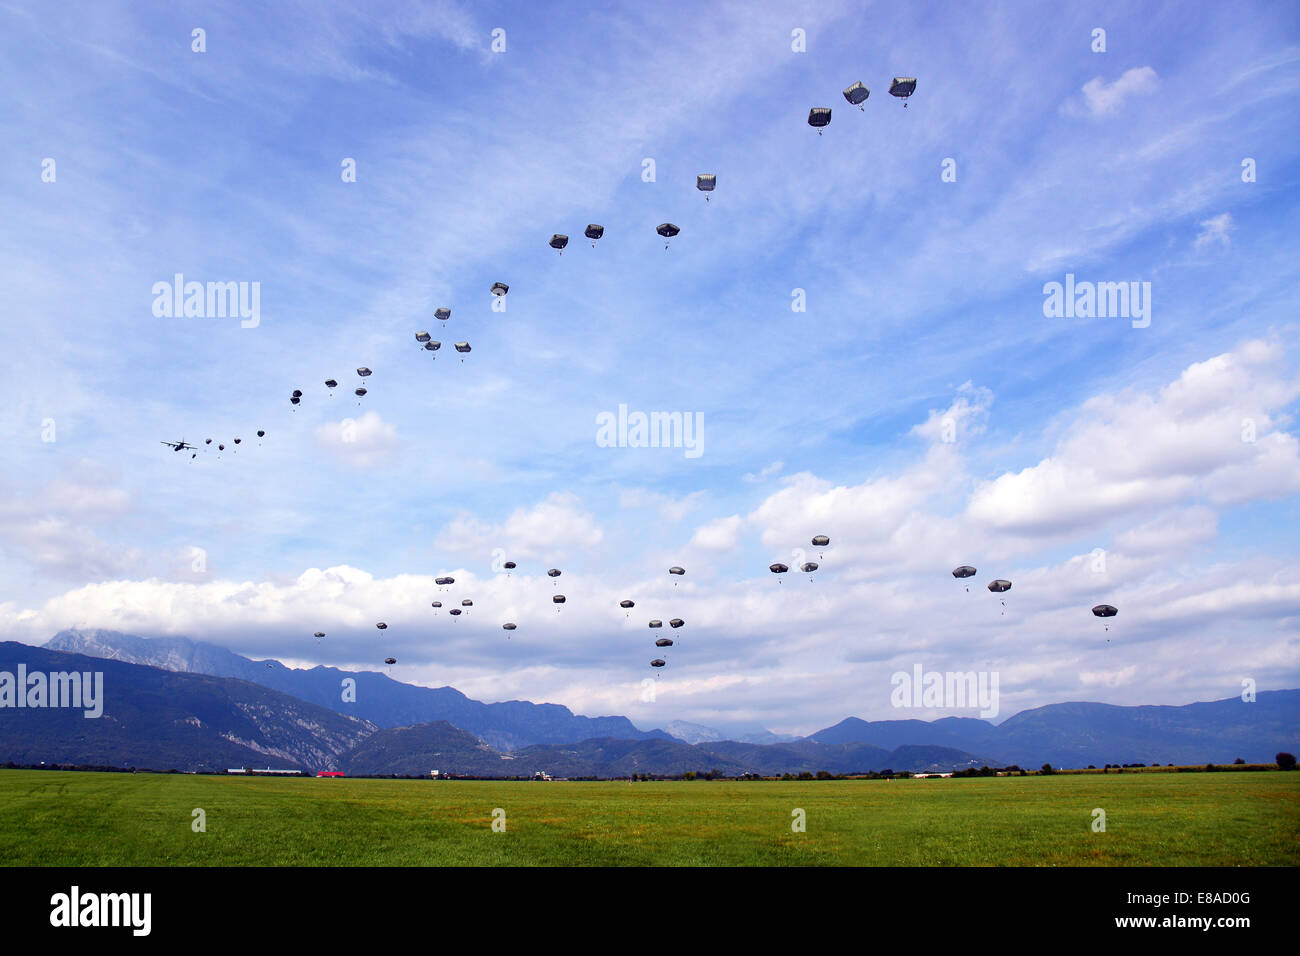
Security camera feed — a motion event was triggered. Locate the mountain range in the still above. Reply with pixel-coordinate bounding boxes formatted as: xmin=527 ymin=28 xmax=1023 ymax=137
xmin=3 ymin=631 xmax=1295 ymax=775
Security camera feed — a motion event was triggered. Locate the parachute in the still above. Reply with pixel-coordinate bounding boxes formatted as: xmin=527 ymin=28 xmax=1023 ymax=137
xmin=355 ymin=387 xmax=367 ymax=397
xmin=462 ymin=599 xmax=473 ymax=607
xmin=649 ymin=620 xmax=663 ymax=628
xmin=450 ymin=608 xmax=462 ymax=616
xmin=218 ymin=444 xmax=225 ymax=451
xmin=376 ymin=622 xmax=388 ymax=630
xmin=655 ymin=638 xmax=674 ymax=648
xmin=324 ymin=379 xmax=337 ymax=389
xmin=357 ymin=367 xmax=371 ymax=378
xmin=650 ymin=659 xmax=666 ymax=668
xmin=384 ymin=657 xmax=397 ymax=665
xmin=504 ymin=561 xmax=516 ymax=570
xmin=988 ymin=579 xmax=1012 ymax=615
xmin=669 ymin=618 xmax=684 ymax=628
xmin=435 ymin=307 xmax=451 ymax=323
xmin=808 ymin=108 xmax=832 ymax=132
xmin=454 ymin=342 xmax=471 ymax=352
xmin=313 ymin=632 xmax=325 ymax=638
xmin=953 ymin=566 xmax=977 ymax=578
xmin=843 ymin=82 xmax=869 ymax=108
xmin=696 ymin=174 xmax=716 ymax=201
xmin=1092 ymin=604 xmax=1118 ymax=633
xmin=257 ymin=430 xmax=265 ymax=438
xmin=416 ymin=331 xmax=431 ymax=343
xmin=424 ymin=341 xmax=440 ymax=352
xmin=503 ymin=622 xmax=517 ymax=631
xmin=656 ymin=223 xmax=680 ymax=249
xmin=205 ymin=439 xmax=212 ymax=444
xmin=290 ymin=396 xmax=300 ymax=405
xmin=547 ymin=568 xmax=561 ymax=579
xmin=490 ymin=282 xmax=509 ymax=296
xmin=669 ymin=566 xmax=685 ymax=576
xmin=585 ymin=224 xmax=604 ymax=246
xmin=620 ymin=600 xmax=634 ymax=608
xmin=549 ymin=234 xmax=569 ymax=254
xmin=431 ymin=601 xmax=442 ymax=609
xmin=292 ymin=389 xmax=303 ymax=398
xmin=233 ymin=438 xmax=241 ymax=444
xmin=769 ymin=563 xmax=789 ymax=573
xmin=801 ymin=562 xmax=819 ymax=573
xmin=889 ymin=77 xmax=916 ymax=106
xmin=812 ymin=535 xmax=830 ymax=547
xmin=553 ymin=594 xmax=566 ymax=611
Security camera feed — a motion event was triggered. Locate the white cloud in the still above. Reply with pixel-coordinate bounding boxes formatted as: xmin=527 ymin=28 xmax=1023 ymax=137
xmin=966 ymin=339 xmax=1300 ymax=537
xmin=1075 ymin=66 xmax=1160 ymax=116
xmin=435 ymin=492 xmax=604 ymax=561
xmin=911 ymin=382 xmax=994 ymax=443
xmin=743 ymin=461 xmax=784 ymax=483
xmin=689 ymin=514 xmax=745 ymax=553
xmin=1194 ymin=212 xmax=1233 ymax=249
xmin=314 ymin=411 xmax=399 ymax=468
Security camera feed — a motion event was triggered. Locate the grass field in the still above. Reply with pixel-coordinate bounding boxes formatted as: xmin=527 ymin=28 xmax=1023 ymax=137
xmin=2 ymin=769 xmax=1295 ymax=866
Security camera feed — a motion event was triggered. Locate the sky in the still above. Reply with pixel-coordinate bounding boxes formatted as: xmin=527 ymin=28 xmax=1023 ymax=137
xmin=1 ymin=0 xmax=1298 ymax=737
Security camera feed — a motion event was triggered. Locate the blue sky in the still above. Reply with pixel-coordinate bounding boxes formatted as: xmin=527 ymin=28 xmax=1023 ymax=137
xmin=1 ymin=0 xmax=1298 ymax=736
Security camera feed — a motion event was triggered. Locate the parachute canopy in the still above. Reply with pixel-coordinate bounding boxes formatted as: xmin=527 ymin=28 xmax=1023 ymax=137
xmin=584 ymin=224 xmax=604 ymax=240
xmin=801 ymin=562 xmax=819 ymax=573
xmin=376 ymin=622 xmax=388 ymax=629
xmin=324 ymin=379 xmax=337 ymax=388
xmin=669 ymin=566 xmax=685 ymax=576
xmin=461 ymin=599 xmax=473 ymax=607
xmin=553 ymin=594 xmax=566 ymax=604
xmin=233 ymin=438 xmax=241 ymax=444
xmin=355 ymin=387 xmax=367 ymax=397
xmin=620 ymin=600 xmax=635 ymax=609
xmin=843 ymin=82 xmax=869 ymax=105
xmin=952 ymin=566 xmax=977 ymax=579
xmin=454 ymin=342 xmax=471 ymax=353
xmin=669 ymin=618 xmax=684 ymax=628
xmin=808 ymin=108 xmax=832 ymax=128
xmin=490 ymin=282 xmax=509 ymax=296
xmin=504 ymin=561 xmax=516 ymax=570
xmin=416 ymin=331 xmax=431 ymax=343
xmin=257 ymin=430 xmax=265 ymax=438
xmin=292 ymin=389 xmax=303 ymax=398
xmin=431 ymin=601 xmax=442 ymax=608
xmin=313 ymin=632 xmax=325 ymax=638
xmin=987 ymin=579 xmax=1012 ymax=593
xmin=547 ymin=569 xmax=561 ymax=578
xmin=656 ymin=223 xmax=680 ymax=238
xmin=290 ymin=397 xmax=300 ymax=405
xmin=770 ymin=563 xmax=789 ymax=574
xmin=549 ymin=234 xmax=569 ymax=250
xmin=696 ymin=174 xmax=716 ymax=192
xmin=812 ymin=535 xmax=830 ymax=547
xmin=434 ymin=307 xmax=451 ymax=321
xmin=655 ymin=638 xmax=674 ymax=647
xmin=450 ymin=608 xmax=462 ymax=616
xmin=650 ymin=659 xmax=666 ymax=668
xmin=1092 ymin=604 xmax=1118 ymax=618
xmin=384 ymin=657 xmax=396 ymax=665
xmin=649 ymin=620 xmax=663 ymax=628
xmin=357 ymin=367 xmax=372 ymax=377
xmin=424 ymin=341 xmax=440 ymax=351
xmin=503 ymin=623 xmax=517 ymax=630
xmin=889 ymin=77 xmax=917 ymax=99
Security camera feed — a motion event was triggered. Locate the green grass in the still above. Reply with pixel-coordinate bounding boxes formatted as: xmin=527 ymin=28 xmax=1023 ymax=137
xmin=2 ymin=769 xmax=1295 ymax=866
